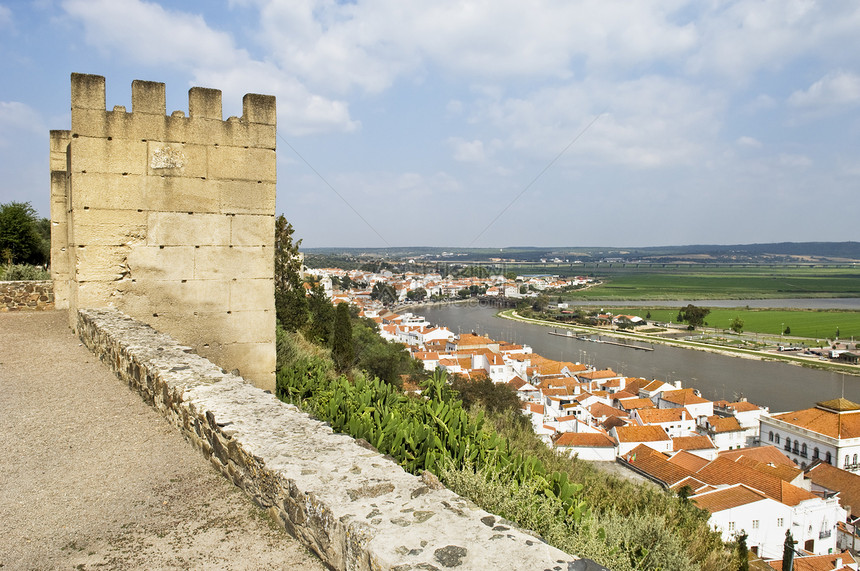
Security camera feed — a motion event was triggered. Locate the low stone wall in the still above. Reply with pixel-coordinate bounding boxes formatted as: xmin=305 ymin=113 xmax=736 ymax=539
xmin=76 ymin=308 xmax=583 ymax=571
xmin=1 ymin=280 xmax=54 ymax=311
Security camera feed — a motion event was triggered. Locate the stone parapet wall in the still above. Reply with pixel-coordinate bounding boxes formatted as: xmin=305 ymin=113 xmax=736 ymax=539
xmin=1 ymin=281 xmax=54 ymax=311
xmin=76 ymin=307 xmax=581 ymax=571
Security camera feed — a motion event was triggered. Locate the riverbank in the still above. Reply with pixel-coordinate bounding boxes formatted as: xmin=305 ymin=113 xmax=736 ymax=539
xmin=498 ymin=310 xmax=860 ymax=377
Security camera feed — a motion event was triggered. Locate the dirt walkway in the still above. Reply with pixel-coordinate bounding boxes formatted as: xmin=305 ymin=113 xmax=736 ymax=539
xmin=0 ymin=310 xmax=326 ymax=570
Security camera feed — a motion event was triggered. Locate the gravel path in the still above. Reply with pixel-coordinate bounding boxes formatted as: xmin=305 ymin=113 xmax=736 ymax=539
xmin=0 ymin=310 xmax=326 ymax=570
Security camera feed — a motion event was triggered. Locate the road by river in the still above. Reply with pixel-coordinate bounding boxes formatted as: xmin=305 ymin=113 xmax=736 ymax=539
xmin=414 ymin=300 xmax=860 ymax=413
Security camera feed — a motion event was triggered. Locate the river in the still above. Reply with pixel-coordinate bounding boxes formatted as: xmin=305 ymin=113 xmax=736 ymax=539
xmin=414 ymin=301 xmax=859 ymax=413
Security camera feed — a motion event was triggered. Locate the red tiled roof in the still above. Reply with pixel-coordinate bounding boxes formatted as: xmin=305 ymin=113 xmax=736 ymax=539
xmin=672 ymin=435 xmax=715 ymax=452
xmin=772 ymin=405 xmax=860 ymax=439
xmin=706 ymin=415 xmax=743 ymax=433
xmin=660 ymin=388 xmax=709 ymax=406
xmin=555 ymin=432 xmax=617 ymax=448
xmin=692 ymin=484 xmax=769 ymax=513
xmin=668 ymin=450 xmax=710 ymax=472
xmin=615 ymin=425 xmax=671 ymax=443
xmin=618 ymin=397 xmax=655 ymax=411
xmin=806 ymin=461 xmax=860 ymax=518
xmin=718 ymin=445 xmax=795 ymax=467
xmin=637 ymin=408 xmax=692 ymax=424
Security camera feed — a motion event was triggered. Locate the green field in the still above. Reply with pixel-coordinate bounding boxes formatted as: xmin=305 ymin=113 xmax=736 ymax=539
xmin=596 ymin=306 xmax=860 ymax=342
xmin=561 ymin=266 xmax=860 ymax=300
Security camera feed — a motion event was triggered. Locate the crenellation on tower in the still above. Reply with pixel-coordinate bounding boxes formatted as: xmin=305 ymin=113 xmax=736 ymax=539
xmin=188 ymin=86 xmax=222 ymax=120
xmin=52 ymin=73 xmax=277 ymax=391
xmin=131 ymin=80 xmax=166 ymax=115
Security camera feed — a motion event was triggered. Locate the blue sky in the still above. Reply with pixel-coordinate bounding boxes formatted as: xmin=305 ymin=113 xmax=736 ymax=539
xmin=1 ymin=0 xmax=859 ymax=248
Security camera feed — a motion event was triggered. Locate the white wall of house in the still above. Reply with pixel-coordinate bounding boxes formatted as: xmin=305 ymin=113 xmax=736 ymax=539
xmin=558 ymin=445 xmax=616 ymax=461
xmin=706 ymin=429 xmax=747 ymax=452
xmin=704 ymin=494 xmax=792 ymax=560
xmin=760 ymin=417 xmax=860 ymax=471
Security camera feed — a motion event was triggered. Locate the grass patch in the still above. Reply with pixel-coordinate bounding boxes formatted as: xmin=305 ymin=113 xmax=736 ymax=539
xmin=589 ymin=306 xmax=860 ymax=341
xmin=562 ymin=266 xmax=860 ymax=300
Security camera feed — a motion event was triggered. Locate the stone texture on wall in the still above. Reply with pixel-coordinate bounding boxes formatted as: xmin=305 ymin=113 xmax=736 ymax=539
xmin=51 ymin=73 xmax=276 ymax=391
xmin=76 ymin=307 xmax=581 ymax=571
xmin=0 ymin=281 xmax=55 ymax=311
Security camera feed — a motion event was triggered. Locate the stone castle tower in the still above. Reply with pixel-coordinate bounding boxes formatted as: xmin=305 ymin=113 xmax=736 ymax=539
xmin=50 ymin=73 xmax=277 ymax=391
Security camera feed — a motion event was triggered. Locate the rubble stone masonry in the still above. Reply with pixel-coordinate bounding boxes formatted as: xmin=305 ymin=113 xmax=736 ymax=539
xmin=51 ymin=74 xmax=276 ymax=390
xmin=0 ymin=280 xmax=54 ymax=311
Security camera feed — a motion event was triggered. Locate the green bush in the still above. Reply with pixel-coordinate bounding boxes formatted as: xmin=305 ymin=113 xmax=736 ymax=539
xmin=1 ymin=264 xmax=50 ymax=281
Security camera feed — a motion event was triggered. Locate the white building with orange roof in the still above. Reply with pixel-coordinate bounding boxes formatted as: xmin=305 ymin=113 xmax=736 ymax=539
xmin=611 ymin=424 xmax=673 ymax=456
xmin=701 ymin=415 xmax=748 ymax=451
xmin=656 ymin=388 xmax=714 ymax=420
xmin=634 ymin=407 xmax=696 ymax=438
xmin=638 ymin=379 xmax=679 ymax=400
xmin=760 ymin=398 xmax=860 ymax=472
xmin=554 ymin=431 xmax=617 ymax=461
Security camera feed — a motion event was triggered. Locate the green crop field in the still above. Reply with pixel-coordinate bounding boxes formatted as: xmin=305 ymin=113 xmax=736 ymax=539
xmin=560 ymin=266 xmax=860 ymax=300
xmin=596 ymin=306 xmax=860 ymax=342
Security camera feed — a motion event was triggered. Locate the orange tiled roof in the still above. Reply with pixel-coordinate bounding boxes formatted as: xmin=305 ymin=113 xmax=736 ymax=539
xmin=672 ymin=435 xmax=715 ymax=452
xmin=590 ymin=402 xmax=627 ymax=419
xmin=772 ymin=404 xmax=860 ymax=439
xmin=695 ymin=457 xmax=817 ymax=506
xmin=706 ymin=415 xmax=744 ymax=433
xmin=619 ymin=397 xmax=656 ymax=411
xmin=660 ymin=389 xmax=709 ymax=406
xmin=668 ymin=450 xmax=710 ymax=472
xmin=692 ymin=484 xmax=769 ymax=513
xmin=735 ymin=456 xmax=802 ymax=483
xmin=577 ymin=369 xmax=619 ymax=380
xmin=766 ymin=551 xmax=857 ymax=571
xmin=624 ymin=444 xmax=693 ymax=485
xmin=806 ymin=461 xmax=860 ymax=518
xmin=555 ymin=432 xmax=616 ymax=448
xmin=718 ymin=446 xmax=795 ymax=467
xmin=637 ymin=408 xmax=692 ymax=424
xmin=615 ymin=424 xmax=671 ymax=443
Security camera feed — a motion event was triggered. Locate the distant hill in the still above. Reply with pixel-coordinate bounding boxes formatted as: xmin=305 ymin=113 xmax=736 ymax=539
xmin=304 ymin=242 xmax=860 ymax=264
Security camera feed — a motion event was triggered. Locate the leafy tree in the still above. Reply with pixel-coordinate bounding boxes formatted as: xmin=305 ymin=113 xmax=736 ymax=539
xmin=645 ymin=310 xmax=651 ymax=319
xmin=532 ymin=294 xmax=549 ymax=312
xmin=351 ymin=319 xmax=414 ymax=386
xmin=504 ymin=271 xmax=517 ymax=280
xmin=331 ymin=302 xmax=354 ymax=373
xmin=735 ymin=531 xmax=749 ymax=571
xmin=450 ymin=376 xmax=520 ymax=415
xmin=0 ymin=201 xmax=49 ymax=266
xmin=304 ymin=284 xmax=334 ymax=344
xmin=274 ymin=215 xmax=308 ymax=331
xmin=371 ymin=282 xmax=397 ymax=304
xmin=406 ymin=287 xmax=427 ymax=301
xmin=783 ymin=326 xmax=791 ymax=335
xmin=457 ymin=288 xmax=470 ymax=299
xmin=519 ymin=285 xmax=528 ymax=295
xmin=678 ymin=304 xmax=710 ymax=330
xmin=730 ymin=317 xmax=744 ymax=334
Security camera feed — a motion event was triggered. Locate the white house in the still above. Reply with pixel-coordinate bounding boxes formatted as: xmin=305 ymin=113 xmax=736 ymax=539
xmin=760 ymin=398 xmax=860 ymax=472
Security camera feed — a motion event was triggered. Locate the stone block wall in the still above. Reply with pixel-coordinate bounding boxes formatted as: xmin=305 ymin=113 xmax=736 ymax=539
xmin=76 ymin=307 xmax=581 ymax=571
xmin=51 ymin=73 xmax=276 ymax=391
xmin=0 ymin=281 xmax=55 ymax=311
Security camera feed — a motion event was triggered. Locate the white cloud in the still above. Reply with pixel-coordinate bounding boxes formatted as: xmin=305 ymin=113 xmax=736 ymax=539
xmin=448 ymin=138 xmax=487 ymax=163
xmin=0 ymin=102 xmax=45 ymax=147
xmin=471 ymin=76 xmax=724 ymax=169
xmin=60 ymin=0 xmax=359 ymax=135
xmin=778 ymin=153 xmax=812 ymax=168
xmin=736 ymin=136 xmax=762 ymax=148
xmin=0 ymin=5 xmax=12 ymax=28
xmin=686 ymin=1 xmax=860 ymax=82
xmin=788 ymin=70 xmax=860 ymax=108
